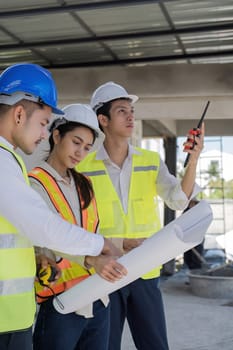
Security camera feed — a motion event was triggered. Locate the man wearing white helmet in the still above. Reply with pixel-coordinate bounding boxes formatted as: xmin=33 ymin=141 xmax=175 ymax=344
xmin=0 ymin=66 xmax=126 ymax=350
xmin=29 ymin=103 xmax=124 ymax=350
xmin=78 ymin=81 xmax=204 ymax=350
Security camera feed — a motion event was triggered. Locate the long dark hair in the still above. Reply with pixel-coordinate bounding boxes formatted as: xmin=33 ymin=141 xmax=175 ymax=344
xmin=48 ymin=121 xmax=95 ymax=209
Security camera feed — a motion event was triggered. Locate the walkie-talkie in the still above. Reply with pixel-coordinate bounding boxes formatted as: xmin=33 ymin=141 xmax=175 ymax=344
xmin=184 ymin=101 xmax=210 ymax=168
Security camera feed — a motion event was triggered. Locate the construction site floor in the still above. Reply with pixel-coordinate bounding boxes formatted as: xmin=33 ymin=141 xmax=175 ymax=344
xmin=122 ymin=268 xmax=233 ymax=350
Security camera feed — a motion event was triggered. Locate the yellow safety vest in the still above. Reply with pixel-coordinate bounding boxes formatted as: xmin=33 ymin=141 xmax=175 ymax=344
xmin=78 ymin=148 xmax=162 ymax=279
xmin=28 ymin=167 xmax=99 ymax=303
xmin=0 ymin=143 xmax=36 ymax=333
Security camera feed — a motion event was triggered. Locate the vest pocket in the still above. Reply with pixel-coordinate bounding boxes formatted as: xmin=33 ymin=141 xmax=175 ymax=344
xmin=98 ymin=201 xmax=115 ymax=228
xmin=132 ymin=199 xmax=150 ymax=225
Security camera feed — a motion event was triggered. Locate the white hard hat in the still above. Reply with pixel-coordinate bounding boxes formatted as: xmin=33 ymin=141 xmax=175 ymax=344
xmin=90 ymin=81 xmax=138 ymax=112
xmin=52 ymin=104 xmax=105 ymax=151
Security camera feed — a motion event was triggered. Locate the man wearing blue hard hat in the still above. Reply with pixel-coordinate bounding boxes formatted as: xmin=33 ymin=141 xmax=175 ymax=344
xmin=0 ymin=64 xmax=126 ymax=350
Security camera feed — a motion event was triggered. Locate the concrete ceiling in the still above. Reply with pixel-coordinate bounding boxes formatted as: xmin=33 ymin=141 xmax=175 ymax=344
xmin=1 ymin=0 xmax=233 ymax=69
xmin=1 ymin=0 xmax=233 ymax=138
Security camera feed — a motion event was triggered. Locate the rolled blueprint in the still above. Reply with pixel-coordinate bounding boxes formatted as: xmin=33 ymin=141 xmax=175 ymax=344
xmin=53 ymin=200 xmax=213 ymax=314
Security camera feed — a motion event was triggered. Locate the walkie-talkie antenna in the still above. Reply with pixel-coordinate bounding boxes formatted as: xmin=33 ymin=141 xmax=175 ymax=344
xmin=184 ymin=101 xmax=210 ymax=168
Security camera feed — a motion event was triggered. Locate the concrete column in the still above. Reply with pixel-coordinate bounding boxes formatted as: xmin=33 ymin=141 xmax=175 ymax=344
xmin=162 ymin=136 xmax=177 ymax=275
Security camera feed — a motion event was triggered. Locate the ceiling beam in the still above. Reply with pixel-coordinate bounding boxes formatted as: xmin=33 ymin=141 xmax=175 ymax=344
xmin=1 ymin=22 xmax=233 ymax=50
xmin=0 ymin=49 xmax=229 ymax=70
xmin=0 ymin=0 xmax=170 ymax=18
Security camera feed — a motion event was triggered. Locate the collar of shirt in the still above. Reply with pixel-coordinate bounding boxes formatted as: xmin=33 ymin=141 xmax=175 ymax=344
xmin=95 ymin=144 xmax=141 ymax=212
xmin=37 ymin=160 xmax=74 ymax=185
xmin=0 ymin=136 xmax=14 ymax=149
xmin=96 ymin=143 xmax=141 ymax=163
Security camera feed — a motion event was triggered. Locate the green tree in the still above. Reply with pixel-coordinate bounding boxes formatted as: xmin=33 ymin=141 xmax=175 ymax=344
xmin=224 ymin=179 xmax=233 ymax=199
xmin=205 ymin=161 xmax=220 ymax=180
xmin=204 ymin=161 xmax=223 ymax=199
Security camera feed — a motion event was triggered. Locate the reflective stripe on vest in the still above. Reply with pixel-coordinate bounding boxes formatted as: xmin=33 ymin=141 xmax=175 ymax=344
xmin=0 ymin=143 xmax=36 ymax=333
xmin=0 ymin=233 xmax=33 ymax=248
xmin=78 ymin=147 xmax=162 ymax=279
xmin=0 ymin=277 xmax=34 ymax=295
xmin=28 ymin=167 xmax=98 ymax=302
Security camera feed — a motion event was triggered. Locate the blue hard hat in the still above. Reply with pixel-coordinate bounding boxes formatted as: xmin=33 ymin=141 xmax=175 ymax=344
xmin=0 ymin=63 xmax=64 ymax=115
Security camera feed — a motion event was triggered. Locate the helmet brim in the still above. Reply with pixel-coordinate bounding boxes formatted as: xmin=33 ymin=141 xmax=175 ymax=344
xmin=52 ymin=106 xmax=65 ymax=115
xmin=92 ymin=94 xmax=139 ymax=112
xmin=128 ymin=94 xmax=139 ymax=104
xmin=90 ymin=128 xmax=105 ymax=152
xmin=0 ymin=91 xmax=65 ymax=115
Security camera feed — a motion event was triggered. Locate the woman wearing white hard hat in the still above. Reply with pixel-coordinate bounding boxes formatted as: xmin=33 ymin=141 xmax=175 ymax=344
xmin=29 ymin=104 xmax=126 ymax=350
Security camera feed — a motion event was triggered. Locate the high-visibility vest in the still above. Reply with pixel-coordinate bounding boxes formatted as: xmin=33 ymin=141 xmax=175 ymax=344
xmin=0 ymin=143 xmax=36 ymax=333
xmin=28 ymin=167 xmax=99 ymax=303
xmin=78 ymin=148 xmax=162 ymax=279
